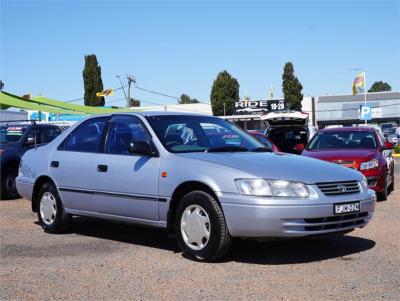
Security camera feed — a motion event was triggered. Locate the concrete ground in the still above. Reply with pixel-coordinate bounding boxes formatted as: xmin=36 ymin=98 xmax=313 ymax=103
xmin=1 ymin=173 xmax=399 ymax=300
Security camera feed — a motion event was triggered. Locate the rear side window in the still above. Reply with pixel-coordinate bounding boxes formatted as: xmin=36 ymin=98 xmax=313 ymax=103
xmin=42 ymin=127 xmax=62 ymax=143
xmin=62 ymin=117 xmax=108 ymax=152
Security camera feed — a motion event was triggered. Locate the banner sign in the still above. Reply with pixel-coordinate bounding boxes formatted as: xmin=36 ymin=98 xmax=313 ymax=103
xmin=233 ymin=99 xmax=286 ymax=115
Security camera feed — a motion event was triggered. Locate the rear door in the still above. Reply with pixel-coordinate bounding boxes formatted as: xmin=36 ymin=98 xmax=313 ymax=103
xmin=49 ymin=116 xmax=109 ymax=212
xmin=91 ymin=115 xmax=160 ymax=220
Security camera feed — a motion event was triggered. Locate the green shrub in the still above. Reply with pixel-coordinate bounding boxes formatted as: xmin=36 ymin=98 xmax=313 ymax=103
xmin=394 ymin=145 xmax=400 ymax=154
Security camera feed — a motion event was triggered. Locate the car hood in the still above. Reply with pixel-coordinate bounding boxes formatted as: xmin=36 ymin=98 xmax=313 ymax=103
xmin=302 ymin=149 xmax=376 ymax=162
xmin=178 ymin=152 xmax=362 ymax=184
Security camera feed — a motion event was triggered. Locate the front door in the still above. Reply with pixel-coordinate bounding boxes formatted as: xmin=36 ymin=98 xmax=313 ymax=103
xmin=92 ymin=115 xmax=160 ymax=220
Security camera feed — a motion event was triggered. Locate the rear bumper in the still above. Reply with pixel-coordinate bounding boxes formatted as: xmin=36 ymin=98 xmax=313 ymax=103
xmin=15 ymin=178 xmax=33 ymax=201
xmin=220 ymin=193 xmax=376 ymax=238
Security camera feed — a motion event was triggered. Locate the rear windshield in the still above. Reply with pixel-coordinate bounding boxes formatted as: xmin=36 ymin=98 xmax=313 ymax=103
xmin=307 ymin=131 xmax=377 ymax=150
xmin=0 ymin=126 xmax=27 ymax=143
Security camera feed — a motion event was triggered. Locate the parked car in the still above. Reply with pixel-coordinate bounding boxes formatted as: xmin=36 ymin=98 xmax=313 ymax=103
xmin=302 ymin=126 xmax=395 ymax=201
xmin=379 ymin=122 xmax=397 ymax=138
xmin=17 ymin=112 xmax=376 ymax=262
xmin=261 ymin=111 xmax=313 ymax=154
xmin=247 ymin=130 xmax=280 ymax=152
xmin=1 ymin=121 xmax=62 ymax=199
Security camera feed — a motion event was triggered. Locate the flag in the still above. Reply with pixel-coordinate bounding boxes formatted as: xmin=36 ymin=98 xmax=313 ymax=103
xmin=96 ymin=88 xmax=114 ymax=97
xmin=352 ymin=72 xmax=365 ymax=95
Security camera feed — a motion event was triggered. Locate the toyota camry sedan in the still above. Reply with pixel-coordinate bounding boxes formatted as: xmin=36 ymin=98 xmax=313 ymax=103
xmin=16 ymin=112 xmax=376 ymax=262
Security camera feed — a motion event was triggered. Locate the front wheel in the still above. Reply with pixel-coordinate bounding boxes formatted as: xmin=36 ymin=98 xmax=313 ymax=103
xmin=37 ymin=182 xmax=71 ymax=233
xmin=175 ymin=190 xmax=231 ymax=262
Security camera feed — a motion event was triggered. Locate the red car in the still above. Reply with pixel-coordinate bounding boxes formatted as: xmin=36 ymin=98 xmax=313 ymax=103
xmin=302 ymin=126 xmax=395 ymax=201
xmin=247 ymin=130 xmax=281 ymax=152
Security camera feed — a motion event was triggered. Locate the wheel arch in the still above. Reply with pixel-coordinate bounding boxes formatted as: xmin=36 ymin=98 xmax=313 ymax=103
xmin=166 ymin=180 xmax=221 ymax=237
xmin=32 ymin=175 xmax=57 ymax=212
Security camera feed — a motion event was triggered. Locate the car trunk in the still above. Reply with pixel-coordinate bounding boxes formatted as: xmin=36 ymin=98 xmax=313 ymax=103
xmin=261 ymin=111 xmax=309 ymax=154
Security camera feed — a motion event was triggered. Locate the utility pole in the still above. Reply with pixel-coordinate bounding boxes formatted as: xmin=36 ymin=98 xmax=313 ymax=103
xmin=116 ymin=75 xmax=128 ymax=104
xmin=126 ymin=74 xmax=136 ymax=108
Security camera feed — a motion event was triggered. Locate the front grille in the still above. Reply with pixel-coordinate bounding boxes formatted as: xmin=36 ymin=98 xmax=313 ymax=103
xmin=283 ymin=212 xmax=370 ymax=232
xmin=316 ymin=180 xmax=360 ymax=196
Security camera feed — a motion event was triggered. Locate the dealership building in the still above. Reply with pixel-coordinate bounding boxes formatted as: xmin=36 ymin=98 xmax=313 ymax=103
xmin=302 ymin=91 xmax=400 ymax=128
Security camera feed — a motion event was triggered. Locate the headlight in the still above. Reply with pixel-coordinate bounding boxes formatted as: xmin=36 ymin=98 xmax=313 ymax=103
xmin=360 ymin=159 xmax=378 ymax=170
xmin=361 ymin=176 xmax=368 ymax=189
xmin=234 ymin=179 xmax=309 ymax=198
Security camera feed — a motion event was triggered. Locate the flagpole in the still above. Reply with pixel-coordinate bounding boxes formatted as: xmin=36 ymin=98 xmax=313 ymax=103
xmin=364 ymin=71 xmax=367 ymax=125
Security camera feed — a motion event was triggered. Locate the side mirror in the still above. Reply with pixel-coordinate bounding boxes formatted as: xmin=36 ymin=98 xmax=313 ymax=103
xmin=128 ymin=141 xmax=155 ymax=156
xmin=294 ymin=143 xmax=305 ymax=152
xmin=384 ymin=141 xmax=395 ymax=150
xmin=24 ymin=137 xmax=35 ymax=146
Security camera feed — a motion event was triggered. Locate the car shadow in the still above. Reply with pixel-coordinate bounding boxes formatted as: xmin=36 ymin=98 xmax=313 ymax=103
xmin=65 ymin=216 xmax=375 ymax=264
xmin=225 ymin=235 xmax=376 ymax=265
xmin=70 ymin=216 xmax=180 ymax=252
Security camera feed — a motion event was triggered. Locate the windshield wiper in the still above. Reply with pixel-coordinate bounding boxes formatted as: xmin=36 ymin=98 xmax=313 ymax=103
xmin=206 ymin=146 xmax=249 ymax=152
xmin=251 ymin=147 xmax=272 ymax=152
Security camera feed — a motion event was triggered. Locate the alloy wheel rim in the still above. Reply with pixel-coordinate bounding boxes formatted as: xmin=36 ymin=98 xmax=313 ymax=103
xmin=180 ymin=204 xmax=211 ymax=251
xmin=40 ymin=192 xmax=57 ymax=225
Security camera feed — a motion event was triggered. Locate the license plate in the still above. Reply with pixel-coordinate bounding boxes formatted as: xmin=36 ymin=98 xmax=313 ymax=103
xmin=334 ymin=202 xmax=360 ymax=215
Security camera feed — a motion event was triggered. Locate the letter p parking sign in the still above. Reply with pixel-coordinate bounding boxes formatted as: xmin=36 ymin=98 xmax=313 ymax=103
xmin=359 ymin=105 xmax=372 ymax=121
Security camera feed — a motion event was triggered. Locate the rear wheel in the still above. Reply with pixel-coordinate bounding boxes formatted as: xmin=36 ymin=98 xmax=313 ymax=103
xmin=175 ymin=190 xmax=231 ymax=262
xmin=1 ymin=168 xmax=20 ymax=200
xmin=37 ymin=182 xmax=71 ymax=233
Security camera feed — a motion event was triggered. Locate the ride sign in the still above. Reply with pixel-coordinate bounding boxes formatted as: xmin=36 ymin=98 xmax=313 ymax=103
xmin=233 ymin=99 xmax=286 ymax=115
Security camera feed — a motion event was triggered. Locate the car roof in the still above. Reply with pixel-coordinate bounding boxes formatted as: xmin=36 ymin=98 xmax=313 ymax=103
xmin=319 ymin=126 xmax=375 ymax=133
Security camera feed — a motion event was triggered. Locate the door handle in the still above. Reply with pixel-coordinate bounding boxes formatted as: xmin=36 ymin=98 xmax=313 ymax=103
xmin=97 ymin=164 xmax=108 ymax=172
xmin=51 ymin=161 xmax=59 ymax=168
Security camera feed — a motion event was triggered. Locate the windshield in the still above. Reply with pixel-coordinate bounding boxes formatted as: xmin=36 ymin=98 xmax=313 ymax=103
xmin=0 ymin=126 xmax=27 ymax=143
xmin=147 ymin=115 xmax=265 ymax=153
xmin=307 ymin=131 xmax=377 ymax=150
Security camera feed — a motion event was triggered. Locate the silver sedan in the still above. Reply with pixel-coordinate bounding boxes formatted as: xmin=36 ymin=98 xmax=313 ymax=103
xmin=16 ymin=112 xmax=376 ymax=261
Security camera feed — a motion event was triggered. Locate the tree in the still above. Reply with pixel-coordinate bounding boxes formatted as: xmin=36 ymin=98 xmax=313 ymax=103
xmin=368 ymin=81 xmax=391 ymax=93
xmin=129 ymin=98 xmax=141 ymax=107
xmin=179 ymin=94 xmax=200 ymax=104
xmin=282 ymin=62 xmax=303 ymax=111
xmin=0 ymin=80 xmax=4 ymax=91
xmin=82 ymin=54 xmax=105 ymax=106
xmin=210 ymin=70 xmax=240 ymax=116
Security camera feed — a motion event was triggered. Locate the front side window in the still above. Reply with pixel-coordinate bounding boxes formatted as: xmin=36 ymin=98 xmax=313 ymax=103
xmin=307 ymin=131 xmax=377 ymax=150
xmin=25 ymin=128 xmax=43 ymax=145
xmin=63 ymin=117 xmax=108 ymax=152
xmin=106 ymin=116 xmax=151 ymax=155
xmin=147 ymin=115 xmax=265 ymax=153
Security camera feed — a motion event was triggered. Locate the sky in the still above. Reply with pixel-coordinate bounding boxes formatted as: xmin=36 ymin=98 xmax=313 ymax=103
xmin=1 ymin=0 xmax=399 ymax=107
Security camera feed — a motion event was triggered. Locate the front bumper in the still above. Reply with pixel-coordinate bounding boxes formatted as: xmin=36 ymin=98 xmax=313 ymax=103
xmin=219 ymin=191 xmax=376 ymax=238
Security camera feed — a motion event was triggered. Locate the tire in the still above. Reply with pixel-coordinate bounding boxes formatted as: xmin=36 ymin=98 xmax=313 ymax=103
xmin=37 ymin=182 xmax=71 ymax=233
xmin=175 ymin=190 xmax=231 ymax=262
xmin=377 ymin=177 xmax=388 ymax=202
xmin=1 ymin=168 xmax=20 ymax=200
xmin=388 ymin=171 xmax=394 ymax=193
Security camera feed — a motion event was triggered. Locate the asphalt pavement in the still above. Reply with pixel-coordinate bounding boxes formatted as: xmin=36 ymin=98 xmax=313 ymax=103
xmin=1 ymin=176 xmax=399 ymax=300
